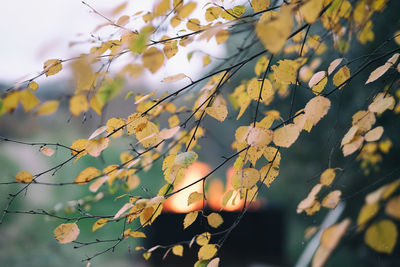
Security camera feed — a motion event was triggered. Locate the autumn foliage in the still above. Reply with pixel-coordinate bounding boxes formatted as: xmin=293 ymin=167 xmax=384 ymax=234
xmin=1 ymin=0 xmax=400 ymax=266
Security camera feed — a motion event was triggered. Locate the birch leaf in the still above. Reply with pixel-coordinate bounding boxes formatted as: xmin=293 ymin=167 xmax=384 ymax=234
xmin=183 ymin=211 xmax=198 ymax=229
xmin=198 ymin=244 xmax=218 ymax=261
xmin=172 ymin=245 xmax=184 ymax=256
xmin=15 ymin=170 xmax=33 ymax=183
xmin=207 ymin=213 xmax=223 ymax=228
xmin=365 ymin=220 xmax=397 ymax=253
xmin=54 ymin=223 xmax=80 ymax=244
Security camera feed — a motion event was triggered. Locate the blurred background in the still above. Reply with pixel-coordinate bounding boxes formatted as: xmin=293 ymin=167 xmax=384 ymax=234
xmin=1 ymin=0 xmax=400 ymax=266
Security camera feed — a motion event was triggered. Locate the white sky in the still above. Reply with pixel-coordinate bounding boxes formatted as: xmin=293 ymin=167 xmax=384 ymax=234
xmin=0 ymin=0 xmax=226 ymax=87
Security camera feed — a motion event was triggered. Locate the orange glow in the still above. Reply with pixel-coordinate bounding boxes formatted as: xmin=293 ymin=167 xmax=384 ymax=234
xmin=163 ymin=162 xmax=210 ymax=213
xmin=207 ymin=167 xmax=245 ymax=211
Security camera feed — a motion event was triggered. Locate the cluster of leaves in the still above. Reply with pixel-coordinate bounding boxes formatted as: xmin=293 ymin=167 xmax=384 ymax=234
xmin=1 ymin=0 xmax=400 ymax=266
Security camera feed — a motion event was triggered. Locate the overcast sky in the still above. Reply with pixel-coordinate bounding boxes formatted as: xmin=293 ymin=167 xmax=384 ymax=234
xmin=0 ymin=0 xmax=225 ymax=87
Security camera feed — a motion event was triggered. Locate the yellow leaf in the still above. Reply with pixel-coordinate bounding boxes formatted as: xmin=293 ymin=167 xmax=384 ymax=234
xmin=365 ymin=126 xmax=384 ymax=142
xmin=188 ymin=191 xmax=203 ymax=206
xmin=196 ymin=232 xmax=211 ymax=246
xmin=308 ymin=71 xmax=326 ymax=88
xmin=74 ymin=167 xmax=101 ymax=184
xmin=203 ymin=55 xmax=211 ymax=66
xmin=321 ymin=190 xmax=341 ymax=209
xmin=297 ymin=184 xmax=322 ymax=214
xmin=19 ymin=89 xmax=40 ymax=112
xmin=251 ymin=0 xmax=270 ymax=12
xmin=172 ymin=245 xmax=184 ymax=256
xmin=136 ymin=121 xmax=160 ymax=148
xmin=240 ymin=168 xmax=260 ymax=189
xmin=305 ymin=200 xmax=321 ymax=215
xmin=304 ymin=96 xmax=331 ymax=126
xmin=143 ymin=251 xmax=151 ymax=260
xmin=215 ymin=30 xmax=229 ymax=44
xmin=71 ymin=56 xmax=96 ymax=91
xmin=70 ymin=95 xmax=89 ymax=117
xmin=382 ymin=179 xmax=400 ymax=199
xmin=256 ymin=6 xmax=292 ymax=53
xmin=272 ymin=59 xmax=300 ymax=85
xmin=28 ymin=81 xmax=39 ymax=91
xmin=357 ymin=202 xmax=379 ymax=226
xmin=341 ymin=125 xmax=359 ymax=146
xmin=379 ymin=139 xmax=392 ymax=154
xmin=320 ymin=169 xmax=336 ymax=186
xmin=207 ymin=212 xmax=223 ymax=228
xmin=140 ymin=206 xmax=159 ymax=226
xmin=236 ymin=92 xmax=251 ymax=119
xmin=2 ymin=91 xmax=20 ymax=113
xmin=352 ymin=110 xmax=376 ymax=133
xmin=183 ymin=211 xmax=198 ymax=229
xmin=187 ymin=19 xmax=201 ymax=31
xmin=86 ymin=137 xmax=109 ymax=157
xmin=36 ymin=100 xmax=59 ymax=115
xmin=273 ymin=124 xmax=301 ymax=148
xmin=54 ymin=223 xmax=80 ymax=244
xmin=220 ymin=8 xmax=235 ymax=20
xmin=177 ymin=2 xmax=197 ymax=18
xmin=368 ymin=93 xmax=395 ymax=114
xmin=92 ymin=218 xmax=108 ymax=232
xmin=313 ymin=219 xmax=350 ymax=267
xmin=126 ymin=113 xmax=148 ymax=135
xmin=89 ymin=176 xmax=108 ymax=193
xmin=142 ymin=47 xmax=164 ymax=73
xmin=299 ymin=0 xmax=324 ymax=24
xmin=106 ymin=117 xmax=125 ymax=138
xmin=254 ymin=56 xmax=269 ymax=77
xmin=366 ymin=53 xmax=399 ymax=84
xmin=263 ymin=146 xmax=281 ymax=163
xmin=395 ymin=30 xmax=400 ymax=45
xmin=163 ymin=39 xmax=178 ymax=58
xmin=116 ymin=15 xmax=129 ymax=26
xmin=327 ymin=58 xmax=343 ymax=75
xmin=259 ymin=163 xmax=279 ymax=187
xmin=89 ymin=96 xmax=102 ymax=115
xmin=205 ymin=7 xmax=222 ymax=22
xmin=122 ymin=64 xmax=143 ymax=77
xmin=168 ymin=115 xmax=180 ymax=127
xmin=365 ymin=220 xmax=397 ymax=253
xmin=129 ymin=231 xmax=147 ymax=238
xmin=235 ymin=126 xmax=250 ymax=143
xmin=43 ymin=59 xmax=62 ymax=77
xmin=385 ymin=195 xmax=400 ymax=220
xmin=15 ymin=170 xmax=33 ymax=183
xmin=321 ymin=219 xmax=350 ymax=249
xmin=222 ymin=189 xmax=235 ymax=209
xmin=342 ymin=135 xmax=364 ymax=156
xmin=247 ymin=127 xmax=273 ymax=147
xmin=246 ymin=78 xmax=274 ymax=104
xmin=312 ymin=76 xmax=327 ymax=95
xmin=198 ymin=244 xmax=217 ymax=261
xmin=40 ymin=146 xmax=55 ymax=157
xmin=161 ymin=73 xmax=187 ymax=83
xmin=332 ymin=66 xmax=350 ymax=88
xmin=70 ymin=139 xmax=88 ymax=161
xmin=154 ymin=0 xmax=170 ymax=17
xmin=206 ymin=104 xmax=228 ymax=122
